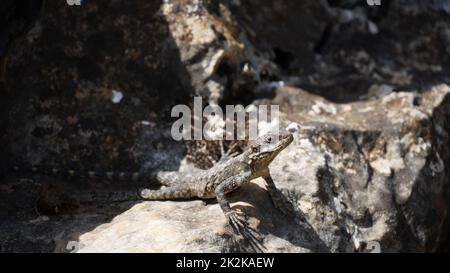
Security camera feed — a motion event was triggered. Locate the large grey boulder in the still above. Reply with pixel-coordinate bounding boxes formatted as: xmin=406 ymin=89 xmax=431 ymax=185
xmin=75 ymin=84 xmax=450 ymax=253
xmin=268 ymin=84 xmax=450 ymax=252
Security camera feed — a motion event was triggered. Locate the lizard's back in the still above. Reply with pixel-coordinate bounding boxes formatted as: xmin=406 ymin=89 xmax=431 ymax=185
xmin=164 ymin=155 xmax=249 ymax=199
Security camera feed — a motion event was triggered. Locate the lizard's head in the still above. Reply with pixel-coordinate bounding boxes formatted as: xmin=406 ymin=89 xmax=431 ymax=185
xmin=247 ymin=131 xmax=293 ymax=166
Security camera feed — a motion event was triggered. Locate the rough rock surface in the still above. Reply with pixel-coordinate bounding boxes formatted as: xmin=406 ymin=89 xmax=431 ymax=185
xmin=74 ymin=84 xmax=450 ymax=253
xmin=76 ymin=179 xmax=314 ymax=253
xmin=1 ymin=1 xmax=450 ymax=252
xmin=268 ymin=84 xmax=450 ymax=252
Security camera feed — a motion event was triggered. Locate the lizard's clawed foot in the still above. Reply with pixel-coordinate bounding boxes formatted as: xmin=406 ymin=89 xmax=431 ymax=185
xmin=226 ymin=210 xmax=249 ymax=233
xmin=225 ymin=210 xmax=265 ymax=253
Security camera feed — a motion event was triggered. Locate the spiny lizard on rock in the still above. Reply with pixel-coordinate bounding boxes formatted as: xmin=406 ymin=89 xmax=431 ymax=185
xmin=139 ymin=131 xmax=294 ymax=231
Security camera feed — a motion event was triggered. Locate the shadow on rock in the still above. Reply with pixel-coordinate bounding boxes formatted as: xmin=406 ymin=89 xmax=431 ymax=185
xmin=231 ymin=182 xmax=330 ymax=253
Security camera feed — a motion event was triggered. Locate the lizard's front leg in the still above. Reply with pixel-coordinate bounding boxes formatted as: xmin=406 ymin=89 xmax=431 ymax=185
xmin=214 ymin=166 xmax=252 ymax=232
xmin=264 ymin=174 xmax=296 ymax=218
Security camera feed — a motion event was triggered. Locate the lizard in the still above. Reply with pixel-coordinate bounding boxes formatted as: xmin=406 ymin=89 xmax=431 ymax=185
xmin=139 ymin=131 xmax=294 ymax=230
xmin=10 ymin=131 xmax=294 ymax=231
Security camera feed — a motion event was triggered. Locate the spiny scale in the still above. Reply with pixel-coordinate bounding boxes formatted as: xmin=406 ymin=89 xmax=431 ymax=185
xmin=140 ymin=185 xmax=193 ymax=200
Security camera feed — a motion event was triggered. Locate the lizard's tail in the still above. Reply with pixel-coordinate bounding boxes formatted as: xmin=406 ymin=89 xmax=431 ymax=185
xmin=140 ymin=184 xmax=195 ymax=200
xmin=78 ymin=185 xmax=195 ymax=203
xmin=75 ymin=189 xmax=142 ymax=203
xmin=72 ymin=183 xmax=196 ymax=203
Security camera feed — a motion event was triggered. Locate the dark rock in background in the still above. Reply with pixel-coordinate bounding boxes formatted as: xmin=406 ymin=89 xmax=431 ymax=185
xmin=0 ymin=0 xmax=45 ymax=81
xmin=2 ymin=0 xmax=191 ymax=171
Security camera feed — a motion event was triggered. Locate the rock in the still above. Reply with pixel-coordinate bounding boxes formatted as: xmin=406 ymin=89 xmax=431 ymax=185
xmin=159 ymin=0 xmax=331 ymax=104
xmin=78 ymin=201 xmax=231 ymax=253
xmin=392 ymin=0 xmax=450 ymax=15
xmin=1 ymin=0 xmax=193 ymax=172
xmin=0 ymin=0 xmax=45 ymax=81
xmin=1 ymin=0 xmax=326 ymax=169
xmin=74 ymin=85 xmax=450 ymax=253
xmin=266 ymin=84 xmax=450 ymax=252
xmin=76 ymin=178 xmax=322 ymax=253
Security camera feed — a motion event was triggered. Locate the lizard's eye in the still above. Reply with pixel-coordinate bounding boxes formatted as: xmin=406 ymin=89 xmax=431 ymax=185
xmin=265 ymin=136 xmax=272 ymax=143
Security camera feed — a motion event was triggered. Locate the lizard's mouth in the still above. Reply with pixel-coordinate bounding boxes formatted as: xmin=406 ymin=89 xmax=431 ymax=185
xmin=265 ymin=132 xmax=293 ymax=161
xmin=264 ymin=132 xmax=293 ymax=162
xmin=279 ymin=132 xmax=294 ymax=148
